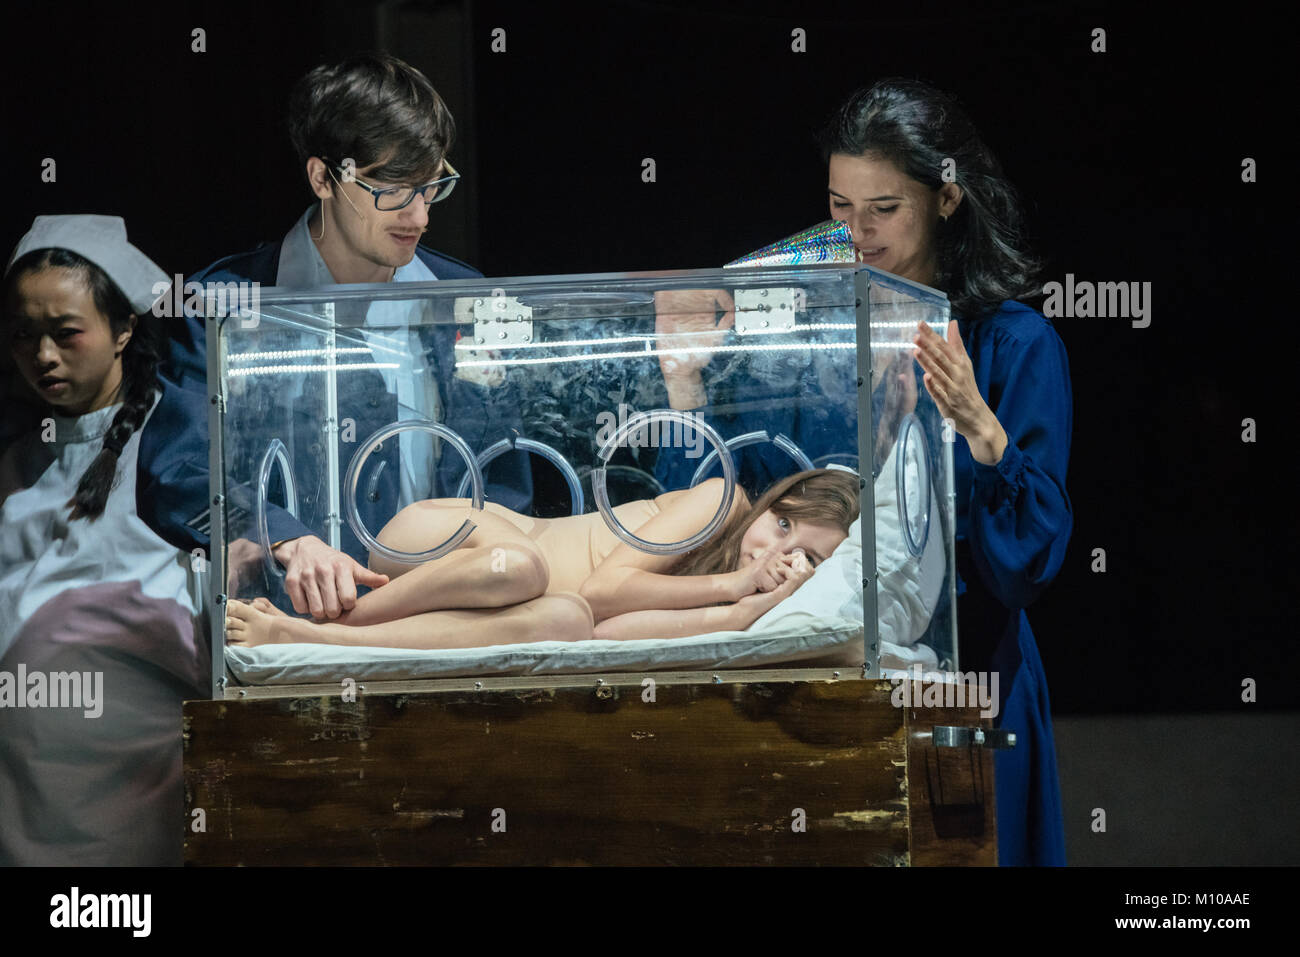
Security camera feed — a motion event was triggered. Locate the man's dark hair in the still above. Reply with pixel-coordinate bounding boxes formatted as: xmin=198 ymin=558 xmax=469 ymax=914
xmin=288 ymin=52 xmax=455 ymax=186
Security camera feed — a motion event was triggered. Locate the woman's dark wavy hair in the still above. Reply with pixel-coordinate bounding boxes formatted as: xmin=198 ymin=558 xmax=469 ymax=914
xmin=288 ymin=52 xmax=455 ymax=187
xmin=4 ymin=248 xmax=163 ymax=520
xmin=672 ymin=468 xmax=861 ymax=579
xmin=819 ymin=77 xmax=1041 ymax=319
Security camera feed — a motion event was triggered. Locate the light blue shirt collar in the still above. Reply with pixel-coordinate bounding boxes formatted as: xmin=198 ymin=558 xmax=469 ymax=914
xmin=276 ymin=205 xmax=437 ymax=287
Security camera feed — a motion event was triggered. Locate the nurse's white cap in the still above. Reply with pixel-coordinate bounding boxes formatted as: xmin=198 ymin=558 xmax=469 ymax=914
xmin=5 ymin=214 xmax=170 ymax=315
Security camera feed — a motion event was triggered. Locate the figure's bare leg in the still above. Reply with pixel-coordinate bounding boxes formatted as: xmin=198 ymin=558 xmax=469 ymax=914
xmin=332 ymin=503 xmax=551 ymax=628
xmin=226 ymin=592 xmax=593 ymax=650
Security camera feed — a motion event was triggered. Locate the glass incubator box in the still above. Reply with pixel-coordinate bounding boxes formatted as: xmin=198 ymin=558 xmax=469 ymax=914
xmin=205 ymin=263 xmax=957 ymax=698
xmin=184 ymin=261 xmax=996 ymax=866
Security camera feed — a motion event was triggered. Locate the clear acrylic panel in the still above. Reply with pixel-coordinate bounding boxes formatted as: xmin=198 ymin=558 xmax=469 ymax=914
xmin=210 ymin=264 xmax=955 ymax=693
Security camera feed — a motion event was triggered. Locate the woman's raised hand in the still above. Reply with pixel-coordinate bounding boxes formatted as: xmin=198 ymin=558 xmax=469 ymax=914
xmin=911 ymin=319 xmax=1008 ymax=465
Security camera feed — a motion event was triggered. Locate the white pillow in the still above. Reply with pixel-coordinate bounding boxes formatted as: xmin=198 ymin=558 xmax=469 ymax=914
xmin=749 ymin=438 xmax=945 ymax=646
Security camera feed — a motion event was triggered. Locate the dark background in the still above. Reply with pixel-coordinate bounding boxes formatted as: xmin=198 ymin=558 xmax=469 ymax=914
xmin=0 ymin=0 xmax=1292 ymax=722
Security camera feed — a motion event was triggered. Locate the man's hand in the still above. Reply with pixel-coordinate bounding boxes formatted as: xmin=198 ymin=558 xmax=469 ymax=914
xmin=272 ymin=535 xmax=390 ymax=620
xmin=654 ymin=289 xmax=735 ymax=408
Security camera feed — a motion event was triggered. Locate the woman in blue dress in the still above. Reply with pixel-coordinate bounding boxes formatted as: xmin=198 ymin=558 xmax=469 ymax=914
xmin=657 ymin=78 xmax=1073 ymax=865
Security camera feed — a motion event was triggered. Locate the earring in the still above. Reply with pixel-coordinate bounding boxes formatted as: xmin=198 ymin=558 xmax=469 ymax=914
xmin=312 ymin=203 xmax=326 ymax=242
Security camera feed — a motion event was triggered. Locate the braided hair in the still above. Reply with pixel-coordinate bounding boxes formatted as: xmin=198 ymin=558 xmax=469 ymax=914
xmin=5 ymin=248 xmax=163 ymax=520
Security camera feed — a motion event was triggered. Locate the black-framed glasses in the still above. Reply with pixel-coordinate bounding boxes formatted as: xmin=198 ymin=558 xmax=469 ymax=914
xmin=325 ymin=159 xmax=460 ymax=211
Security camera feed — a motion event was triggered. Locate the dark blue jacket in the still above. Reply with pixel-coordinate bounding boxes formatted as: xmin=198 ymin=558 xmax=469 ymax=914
xmin=138 ymin=377 xmax=311 ymax=555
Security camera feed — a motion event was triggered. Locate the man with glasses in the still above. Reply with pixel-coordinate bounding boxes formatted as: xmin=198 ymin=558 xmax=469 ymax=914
xmin=167 ymin=53 xmax=531 ymax=620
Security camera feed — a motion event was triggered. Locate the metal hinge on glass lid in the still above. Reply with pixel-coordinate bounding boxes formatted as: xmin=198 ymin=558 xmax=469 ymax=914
xmin=471 ymin=294 xmax=533 ymax=346
xmin=447 ymin=295 xmax=521 ymax=388
xmin=723 ymin=220 xmax=855 ymax=333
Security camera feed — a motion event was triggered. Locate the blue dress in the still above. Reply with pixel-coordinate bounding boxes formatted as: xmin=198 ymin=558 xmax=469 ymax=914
xmin=653 ymin=298 xmax=1072 ymax=865
xmin=952 ymin=300 xmax=1071 ymax=866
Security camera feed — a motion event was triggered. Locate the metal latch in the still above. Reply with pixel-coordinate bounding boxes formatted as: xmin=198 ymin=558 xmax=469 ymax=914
xmin=472 ymin=295 xmax=533 ymax=346
xmin=931 ymin=726 xmax=1017 ymax=750
xmin=733 ymin=287 xmax=799 ymax=334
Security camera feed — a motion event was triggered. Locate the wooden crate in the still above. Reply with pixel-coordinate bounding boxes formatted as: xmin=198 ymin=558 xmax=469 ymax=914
xmin=183 ymin=674 xmax=996 ymax=865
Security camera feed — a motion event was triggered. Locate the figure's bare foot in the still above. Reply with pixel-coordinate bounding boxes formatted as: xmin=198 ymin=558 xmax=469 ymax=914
xmin=225 ymin=599 xmax=315 ymax=647
xmin=250 ymin=594 xmax=336 ymax=626
xmin=250 ymin=596 xmax=289 ymax=617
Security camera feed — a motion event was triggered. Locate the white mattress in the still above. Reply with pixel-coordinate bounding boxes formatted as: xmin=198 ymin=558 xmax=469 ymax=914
xmin=226 ymin=441 xmax=947 ymax=686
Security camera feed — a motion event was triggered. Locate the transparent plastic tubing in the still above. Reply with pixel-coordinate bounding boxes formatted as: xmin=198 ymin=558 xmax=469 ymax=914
xmin=344 ymin=420 xmax=486 ymax=565
xmin=689 ymin=430 xmax=815 ymax=489
xmin=593 ymin=409 xmax=735 ymax=555
xmin=456 ymin=436 xmax=585 ymax=515
xmin=256 ymin=438 xmax=299 ymax=580
xmin=895 ymin=412 xmax=932 ymax=558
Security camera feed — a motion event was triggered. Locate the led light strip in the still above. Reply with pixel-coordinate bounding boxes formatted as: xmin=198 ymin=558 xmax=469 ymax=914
xmin=227 ymin=319 xmax=941 ymax=370
xmin=871 ymin=320 xmax=947 ymax=329
xmin=723 ymin=322 xmax=855 ymax=336
xmin=454 ymin=321 xmax=864 ymax=352
xmin=228 ymin=347 xmax=375 ymax=363
xmin=456 ymin=341 xmax=855 ymax=369
xmin=456 ymin=333 xmax=658 ymax=351
xmin=453 ymin=319 xmax=939 ymax=352
xmin=227 ymin=362 xmax=402 ymax=377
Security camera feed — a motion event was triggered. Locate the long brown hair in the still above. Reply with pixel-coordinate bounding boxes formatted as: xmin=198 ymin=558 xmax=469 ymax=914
xmin=672 ymin=468 xmax=861 ymax=577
